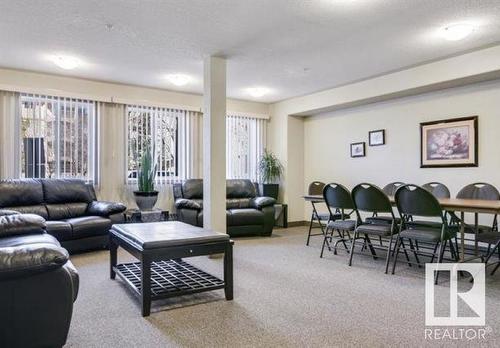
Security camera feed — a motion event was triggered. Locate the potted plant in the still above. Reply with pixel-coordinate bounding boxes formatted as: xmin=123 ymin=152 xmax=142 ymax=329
xmin=258 ymin=150 xmax=283 ymax=200
xmin=133 ymin=145 xmax=159 ymax=211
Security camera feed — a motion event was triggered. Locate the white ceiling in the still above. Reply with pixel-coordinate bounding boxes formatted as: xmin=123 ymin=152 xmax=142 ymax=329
xmin=1 ymin=0 xmax=500 ymax=103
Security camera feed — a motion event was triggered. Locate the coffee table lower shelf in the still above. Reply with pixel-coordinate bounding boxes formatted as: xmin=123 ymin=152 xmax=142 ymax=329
xmin=114 ymin=259 xmax=225 ymax=299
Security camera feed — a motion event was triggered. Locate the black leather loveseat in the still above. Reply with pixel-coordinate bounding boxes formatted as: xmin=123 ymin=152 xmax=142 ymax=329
xmin=0 ymin=211 xmax=79 ymax=347
xmin=0 ymin=179 xmax=126 ymax=253
xmin=174 ymin=179 xmax=276 ymax=236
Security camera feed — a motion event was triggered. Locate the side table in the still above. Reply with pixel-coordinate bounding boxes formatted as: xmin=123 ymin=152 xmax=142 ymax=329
xmin=124 ymin=209 xmax=169 ymax=223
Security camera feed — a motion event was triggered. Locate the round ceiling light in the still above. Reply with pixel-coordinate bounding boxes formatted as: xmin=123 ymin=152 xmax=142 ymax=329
xmin=165 ymin=74 xmax=191 ymax=86
xmin=247 ymin=87 xmax=270 ymax=98
xmin=49 ymin=55 xmax=81 ymax=70
xmin=441 ymin=23 xmax=474 ymax=41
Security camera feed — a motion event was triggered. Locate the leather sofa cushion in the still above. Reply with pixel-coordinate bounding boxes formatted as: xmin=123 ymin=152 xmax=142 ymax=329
xmin=1 ymin=205 xmax=49 ymax=220
xmin=0 ymin=214 xmax=46 ymax=237
xmin=182 ymin=179 xmax=203 ymax=199
xmin=228 ymin=208 xmax=264 ymax=226
xmin=42 ymin=179 xmax=94 ymax=204
xmin=46 ymin=203 xmax=89 ymax=220
xmin=175 ymin=198 xmax=202 ymax=210
xmin=0 ymin=242 xmax=69 ymax=280
xmin=226 ymin=179 xmax=256 ymax=198
xmin=0 ymin=179 xmax=44 ymax=207
xmin=0 ymin=232 xmax=60 ymax=249
xmin=45 ymin=221 xmax=73 ymax=241
xmin=64 ymin=216 xmax=112 ymax=239
xmin=226 ymin=198 xmax=252 ymax=209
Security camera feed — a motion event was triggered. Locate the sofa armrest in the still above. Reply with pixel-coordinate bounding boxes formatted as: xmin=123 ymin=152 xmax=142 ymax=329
xmin=0 ymin=243 xmax=69 ymax=280
xmin=0 ymin=214 xmax=46 ymax=238
xmin=251 ymin=196 xmax=276 ymax=209
xmin=0 ymin=209 xmax=20 ymax=216
xmin=175 ymin=198 xmax=202 ymax=210
xmin=88 ymin=201 xmax=127 ymax=217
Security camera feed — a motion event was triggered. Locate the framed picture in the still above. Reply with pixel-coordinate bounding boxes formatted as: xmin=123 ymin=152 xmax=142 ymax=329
xmin=369 ymin=129 xmax=385 ymax=146
xmin=350 ymin=142 xmax=365 ymax=158
xmin=420 ymin=116 xmax=478 ymax=168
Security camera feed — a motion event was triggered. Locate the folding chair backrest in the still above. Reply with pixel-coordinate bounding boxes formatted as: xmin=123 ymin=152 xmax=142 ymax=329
xmin=382 ymin=182 xmax=405 ymax=196
xmin=457 ymin=183 xmax=500 ymax=201
xmin=422 ymin=182 xmax=451 ymax=199
xmin=323 ymin=183 xmax=355 ymax=211
xmin=395 ymin=184 xmax=443 ymax=219
xmin=352 ymin=183 xmax=393 ymax=214
xmin=308 ymin=181 xmax=326 ymax=195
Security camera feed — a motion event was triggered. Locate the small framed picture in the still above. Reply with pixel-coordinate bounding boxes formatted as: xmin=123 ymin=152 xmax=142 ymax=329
xmin=350 ymin=142 xmax=366 ymax=158
xmin=369 ymin=129 xmax=385 ymax=146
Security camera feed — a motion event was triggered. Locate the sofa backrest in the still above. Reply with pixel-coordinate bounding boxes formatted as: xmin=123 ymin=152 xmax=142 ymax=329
xmin=0 ymin=178 xmax=95 ymax=221
xmin=42 ymin=179 xmax=94 ymax=220
xmin=179 ymin=179 xmax=257 ymax=200
xmin=0 ymin=179 xmax=49 ymax=219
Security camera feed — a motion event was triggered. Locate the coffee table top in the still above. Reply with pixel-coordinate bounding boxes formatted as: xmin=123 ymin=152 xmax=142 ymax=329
xmin=111 ymin=221 xmax=229 ymax=249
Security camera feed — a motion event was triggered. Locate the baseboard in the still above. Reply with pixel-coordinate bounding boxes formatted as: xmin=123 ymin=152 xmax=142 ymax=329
xmin=287 ymin=220 xmax=308 ymax=227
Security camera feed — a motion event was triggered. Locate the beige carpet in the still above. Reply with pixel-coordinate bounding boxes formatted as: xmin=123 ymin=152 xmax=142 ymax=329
xmin=67 ymin=226 xmax=500 ymax=347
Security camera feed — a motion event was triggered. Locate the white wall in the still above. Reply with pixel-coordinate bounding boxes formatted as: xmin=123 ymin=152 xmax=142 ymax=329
xmin=303 ymin=80 xmax=500 ymax=220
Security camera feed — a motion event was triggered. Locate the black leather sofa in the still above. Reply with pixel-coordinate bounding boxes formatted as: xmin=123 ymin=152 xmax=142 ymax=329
xmin=174 ymin=179 xmax=276 ymax=236
xmin=0 ymin=179 xmax=126 ymax=253
xmin=0 ymin=211 xmax=79 ymax=347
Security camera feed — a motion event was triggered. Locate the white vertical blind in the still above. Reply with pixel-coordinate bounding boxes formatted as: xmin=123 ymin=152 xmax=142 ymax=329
xmin=126 ymin=105 xmax=203 ymax=184
xmin=19 ymin=94 xmax=97 ymax=181
xmin=0 ymin=91 xmax=20 ymax=179
xmin=226 ymin=114 xmax=267 ymax=181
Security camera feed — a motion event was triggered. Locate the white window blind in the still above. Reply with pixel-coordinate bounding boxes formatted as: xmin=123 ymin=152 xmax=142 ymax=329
xmin=19 ymin=94 xmax=97 ymax=182
xmin=226 ymin=115 xmax=267 ymax=182
xmin=126 ymin=105 xmax=202 ymax=184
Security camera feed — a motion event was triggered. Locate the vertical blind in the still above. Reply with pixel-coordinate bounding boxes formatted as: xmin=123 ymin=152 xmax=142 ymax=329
xmin=19 ymin=94 xmax=97 ymax=181
xmin=226 ymin=114 xmax=267 ymax=182
xmin=126 ymin=105 xmax=203 ymax=184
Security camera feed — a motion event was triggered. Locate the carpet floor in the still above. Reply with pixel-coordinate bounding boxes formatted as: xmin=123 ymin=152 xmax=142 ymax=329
xmin=67 ymin=226 xmax=500 ymax=347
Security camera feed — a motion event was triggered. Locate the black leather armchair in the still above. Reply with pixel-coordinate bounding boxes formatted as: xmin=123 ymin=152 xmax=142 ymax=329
xmin=174 ymin=179 xmax=276 ymax=236
xmin=0 ymin=212 xmax=78 ymax=348
xmin=0 ymin=179 xmax=127 ymax=253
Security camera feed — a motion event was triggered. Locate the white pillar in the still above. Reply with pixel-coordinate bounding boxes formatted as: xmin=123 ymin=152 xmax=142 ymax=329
xmin=203 ymin=56 xmax=227 ymax=233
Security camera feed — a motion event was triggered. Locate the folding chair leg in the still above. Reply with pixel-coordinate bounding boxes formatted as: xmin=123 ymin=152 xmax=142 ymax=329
xmin=348 ymin=233 xmax=357 ymax=266
xmin=320 ymin=234 xmax=329 ymax=258
xmin=430 ymin=243 xmax=439 ymax=263
xmin=491 ymin=261 xmax=500 ymax=276
xmin=391 ymin=237 xmax=402 ymax=274
xmin=485 ymin=240 xmax=500 ymax=264
xmin=434 ymin=242 xmax=445 ymax=285
xmin=409 ymin=239 xmax=421 ymax=268
xmin=400 ymin=239 xmax=411 ymax=266
xmin=365 ymin=235 xmax=378 ymax=260
xmin=306 ymin=215 xmax=314 ymax=246
xmin=384 ymin=235 xmax=394 ymax=274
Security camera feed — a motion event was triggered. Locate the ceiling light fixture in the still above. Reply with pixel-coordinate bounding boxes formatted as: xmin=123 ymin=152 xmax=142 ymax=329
xmin=440 ymin=23 xmax=474 ymax=41
xmin=247 ymin=87 xmax=270 ymax=98
xmin=49 ymin=55 xmax=81 ymax=70
xmin=165 ymin=74 xmax=191 ymax=86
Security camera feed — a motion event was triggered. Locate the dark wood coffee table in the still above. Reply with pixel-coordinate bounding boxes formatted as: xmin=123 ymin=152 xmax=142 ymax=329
xmin=109 ymin=221 xmax=233 ymax=316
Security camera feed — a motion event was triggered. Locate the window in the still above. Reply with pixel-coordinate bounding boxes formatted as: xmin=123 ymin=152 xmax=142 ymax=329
xmin=126 ymin=105 xmax=179 ymax=184
xmin=226 ymin=115 xmax=267 ymax=181
xmin=19 ymin=94 xmax=97 ymax=181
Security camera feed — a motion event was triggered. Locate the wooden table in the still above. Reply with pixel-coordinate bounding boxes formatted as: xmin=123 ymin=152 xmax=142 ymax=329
xmin=303 ymin=194 xmax=500 ymax=262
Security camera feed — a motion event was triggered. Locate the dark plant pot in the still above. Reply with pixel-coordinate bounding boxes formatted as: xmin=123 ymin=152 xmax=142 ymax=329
xmin=133 ymin=191 xmax=159 ymax=211
xmin=259 ymin=183 xmax=279 ymax=200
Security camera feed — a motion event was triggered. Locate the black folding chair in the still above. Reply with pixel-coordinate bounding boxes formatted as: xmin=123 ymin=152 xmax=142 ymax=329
xmin=306 ymin=181 xmax=328 ymax=246
xmin=320 ymin=183 xmax=356 ymax=258
xmin=350 ymin=183 xmax=400 ymax=273
xmin=365 ymin=182 xmax=404 ymax=225
xmin=392 ymin=184 xmax=458 ymax=284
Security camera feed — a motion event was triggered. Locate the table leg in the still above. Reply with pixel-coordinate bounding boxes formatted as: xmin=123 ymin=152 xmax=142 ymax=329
xmin=474 ymin=213 xmax=479 ymax=256
xmin=141 ymin=256 xmax=152 ymax=317
xmin=460 ymin=212 xmax=465 ymax=262
xmin=224 ymin=242 xmax=234 ymax=301
xmin=110 ymin=236 xmax=118 ymax=280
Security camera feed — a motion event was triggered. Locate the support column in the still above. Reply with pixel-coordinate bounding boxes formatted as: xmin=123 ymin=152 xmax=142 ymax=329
xmin=203 ymin=56 xmax=227 ymax=233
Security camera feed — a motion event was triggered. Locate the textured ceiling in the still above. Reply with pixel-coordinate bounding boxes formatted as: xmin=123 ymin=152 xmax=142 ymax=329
xmin=0 ymin=0 xmax=500 ymax=103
